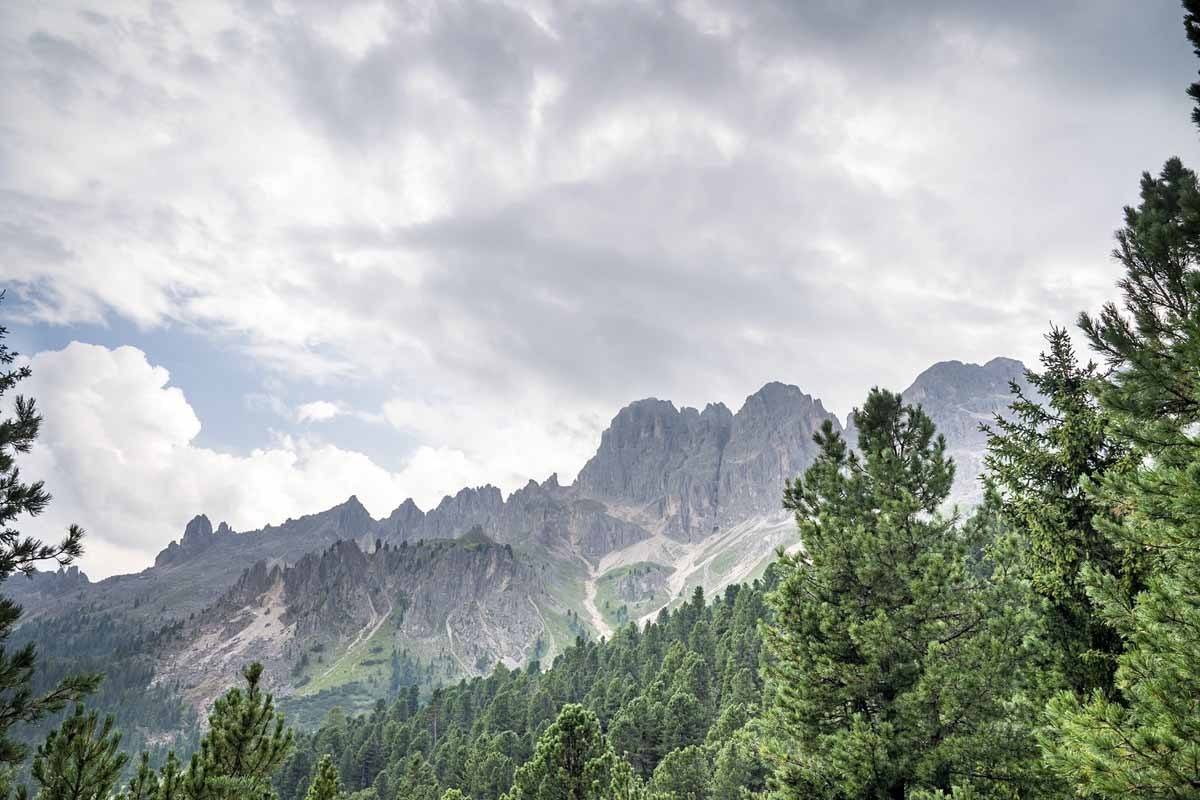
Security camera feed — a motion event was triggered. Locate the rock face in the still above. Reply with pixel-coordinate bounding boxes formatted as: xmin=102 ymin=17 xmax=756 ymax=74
xmin=719 ymin=383 xmax=840 ymax=525
xmin=575 ymin=400 xmax=732 ymax=539
xmin=15 ymin=565 xmax=90 ymax=597
xmin=901 ymin=357 xmax=1030 ymax=505
xmin=154 ymin=514 xmax=227 ymax=566
xmin=160 ymin=533 xmax=546 ymax=709
xmin=572 ymin=385 xmax=840 ymax=538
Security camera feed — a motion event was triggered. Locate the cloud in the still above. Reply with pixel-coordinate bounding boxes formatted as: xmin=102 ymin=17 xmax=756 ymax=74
xmin=11 ymin=342 xmax=554 ymax=578
xmin=2 ymin=1 xmax=1192 ymax=418
xmin=382 ymin=394 xmax=603 ymax=493
xmin=295 ymin=400 xmax=342 ymax=423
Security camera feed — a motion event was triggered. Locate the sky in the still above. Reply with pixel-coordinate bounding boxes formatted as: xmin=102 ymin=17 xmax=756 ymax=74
xmin=2 ymin=0 xmax=1198 ymax=579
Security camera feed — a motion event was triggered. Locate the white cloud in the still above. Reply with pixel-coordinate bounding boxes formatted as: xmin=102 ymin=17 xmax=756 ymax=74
xmin=295 ymin=400 xmax=342 ymax=423
xmin=13 ymin=342 xmax=566 ymax=579
xmin=382 ymin=394 xmax=603 ymax=493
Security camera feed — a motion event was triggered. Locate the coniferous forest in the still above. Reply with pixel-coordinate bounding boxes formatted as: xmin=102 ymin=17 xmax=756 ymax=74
xmin=7 ymin=4 xmax=1200 ymax=800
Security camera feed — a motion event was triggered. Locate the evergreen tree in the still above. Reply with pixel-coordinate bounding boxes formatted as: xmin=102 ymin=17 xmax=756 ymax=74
xmin=116 ymin=751 xmax=186 ymax=800
xmin=983 ymin=326 xmax=1137 ymax=694
xmin=1045 ymin=154 xmax=1200 ymax=795
xmin=0 ymin=294 xmax=97 ymax=769
xmin=709 ymin=727 xmax=766 ymax=800
xmin=303 ymin=755 xmax=341 ymax=800
xmin=187 ymin=662 xmax=293 ymax=799
xmin=392 ymin=754 xmax=439 ymax=800
xmin=29 ymin=706 xmax=126 ymax=800
xmin=501 ymin=705 xmax=626 ymax=800
xmin=763 ymin=389 xmax=1054 ymax=799
xmin=648 ymin=745 xmax=709 ymax=800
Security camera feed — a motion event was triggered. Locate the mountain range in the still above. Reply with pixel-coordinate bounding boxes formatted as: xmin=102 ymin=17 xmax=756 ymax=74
xmin=9 ymin=356 xmax=1029 ymax=726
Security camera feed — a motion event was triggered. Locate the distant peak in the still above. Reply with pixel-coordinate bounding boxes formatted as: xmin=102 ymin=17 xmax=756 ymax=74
xmin=747 ymin=381 xmax=811 ymax=402
xmin=183 ymin=514 xmax=214 ymax=541
xmin=611 ymin=397 xmax=679 ymax=419
xmin=984 ymin=356 xmax=1025 ymax=371
xmin=915 ymin=357 xmax=1025 ymax=379
xmin=736 ymin=381 xmax=827 ymax=417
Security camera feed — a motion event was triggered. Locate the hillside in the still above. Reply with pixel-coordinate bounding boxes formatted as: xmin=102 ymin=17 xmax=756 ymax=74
xmin=271 ymin=572 xmax=775 ymax=800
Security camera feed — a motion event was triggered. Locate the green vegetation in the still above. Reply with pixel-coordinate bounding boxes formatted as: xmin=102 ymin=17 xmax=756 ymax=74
xmin=0 ymin=295 xmax=100 ymax=795
xmin=271 ymin=578 xmax=769 ymax=800
xmin=764 ymin=390 xmax=1053 ymax=798
xmin=594 ymin=563 xmax=672 ymax=629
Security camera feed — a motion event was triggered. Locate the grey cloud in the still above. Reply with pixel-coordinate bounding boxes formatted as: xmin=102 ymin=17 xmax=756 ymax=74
xmin=3 ymin=0 xmax=1199 ymax=420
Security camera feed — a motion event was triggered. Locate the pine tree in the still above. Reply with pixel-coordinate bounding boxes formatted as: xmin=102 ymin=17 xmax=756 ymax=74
xmin=118 ymin=752 xmax=159 ymax=800
xmin=983 ymin=326 xmax=1137 ymax=694
xmin=29 ymin=705 xmax=127 ymax=800
xmin=709 ymin=727 xmax=766 ymax=800
xmin=304 ymin=754 xmax=341 ymax=800
xmin=0 ymin=293 xmax=98 ymax=769
xmin=187 ymin=662 xmax=294 ymax=799
xmin=1044 ymin=151 xmax=1200 ymax=794
xmin=116 ymin=751 xmax=187 ymax=800
xmin=501 ymin=704 xmax=629 ymax=800
xmin=648 ymin=745 xmax=709 ymax=800
xmin=763 ymin=389 xmax=1055 ymax=799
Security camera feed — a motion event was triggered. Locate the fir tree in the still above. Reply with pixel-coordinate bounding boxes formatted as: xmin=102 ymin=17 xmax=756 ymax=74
xmin=29 ymin=706 xmax=127 ymax=800
xmin=303 ymin=754 xmax=341 ymax=800
xmin=0 ymin=294 xmax=98 ymax=770
xmin=501 ymin=704 xmax=632 ymax=800
xmin=763 ymin=389 xmax=1055 ymax=799
xmin=116 ymin=751 xmax=186 ymax=800
xmin=1045 ymin=154 xmax=1200 ymax=795
xmin=187 ymin=662 xmax=293 ymax=799
xmin=648 ymin=745 xmax=709 ymax=800
xmin=983 ymin=326 xmax=1137 ymax=694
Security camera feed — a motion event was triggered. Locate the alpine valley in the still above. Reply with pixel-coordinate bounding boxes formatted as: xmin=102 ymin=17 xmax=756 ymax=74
xmin=9 ymin=357 xmax=1029 ymax=743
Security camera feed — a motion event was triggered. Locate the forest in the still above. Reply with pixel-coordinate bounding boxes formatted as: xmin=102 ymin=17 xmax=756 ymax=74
xmin=5 ymin=3 xmax=1200 ymax=799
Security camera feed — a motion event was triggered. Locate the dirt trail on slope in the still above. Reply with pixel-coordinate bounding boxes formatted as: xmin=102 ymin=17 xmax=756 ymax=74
xmin=319 ymin=597 xmax=391 ymax=681
xmin=445 ymin=618 xmax=471 ymax=673
xmin=576 ymin=555 xmax=614 ymax=640
xmin=527 ymin=595 xmax=554 ymax=658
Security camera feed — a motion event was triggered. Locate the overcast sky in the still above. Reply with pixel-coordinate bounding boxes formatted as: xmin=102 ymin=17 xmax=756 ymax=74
xmin=2 ymin=0 xmax=1198 ymax=578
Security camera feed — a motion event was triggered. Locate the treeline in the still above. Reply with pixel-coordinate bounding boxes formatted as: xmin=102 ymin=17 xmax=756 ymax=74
xmin=273 ymin=579 xmax=770 ymax=800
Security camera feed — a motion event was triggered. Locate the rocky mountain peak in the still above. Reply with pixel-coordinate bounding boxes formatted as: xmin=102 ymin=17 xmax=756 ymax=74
xmin=574 ymin=397 xmax=732 ymax=538
xmin=19 ymin=565 xmax=90 ymax=597
xmin=896 ymin=357 xmax=1029 ymax=504
xmin=154 ymin=513 xmax=225 ymax=567
xmin=183 ymin=514 xmax=214 ymax=544
xmin=717 ymin=382 xmax=841 ymax=523
xmin=384 ymin=498 xmax=425 ymax=532
xmin=333 ymin=495 xmax=372 ymax=533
